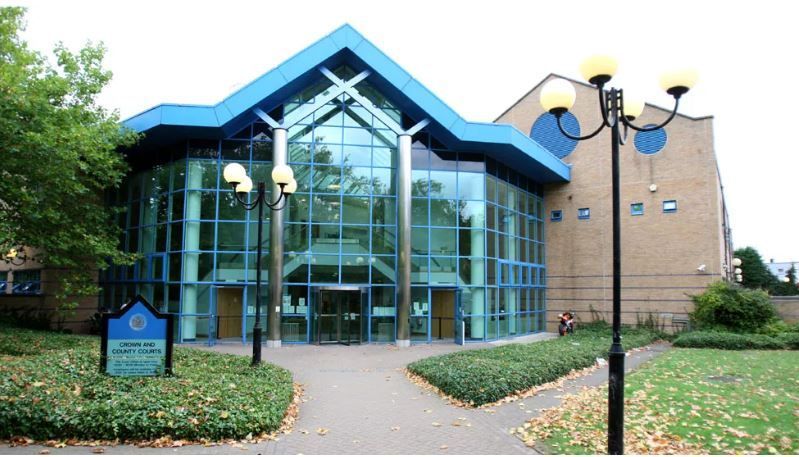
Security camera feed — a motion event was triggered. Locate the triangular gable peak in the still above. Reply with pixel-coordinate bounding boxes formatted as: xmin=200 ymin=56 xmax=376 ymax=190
xmin=123 ymin=24 xmax=570 ymax=183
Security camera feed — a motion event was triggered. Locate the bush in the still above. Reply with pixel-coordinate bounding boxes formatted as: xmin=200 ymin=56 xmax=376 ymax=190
xmin=757 ymin=319 xmax=799 ymax=336
xmin=0 ymin=327 xmax=294 ymax=441
xmin=672 ymin=331 xmax=785 ymax=350
xmin=407 ymin=326 xmax=662 ymax=406
xmin=690 ymin=281 xmax=777 ymax=333
xmin=775 ymin=332 xmax=799 ymax=350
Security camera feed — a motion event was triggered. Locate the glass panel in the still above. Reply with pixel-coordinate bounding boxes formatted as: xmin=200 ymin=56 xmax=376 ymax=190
xmin=459 ymin=257 xmax=485 ymax=286
xmin=342 ymin=166 xmax=371 ymax=194
xmin=372 ymin=147 xmax=396 ymax=167
xmin=312 ymin=165 xmax=342 ymax=193
xmin=169 ymin=222 xmax=183 ymax=251
xmin=186 ymin=160 xmax=218 ymax=189
xmin=171 ymin=192 xmax=184 ymax=222
xmin=252 ymin=142 xmax=272 ymax=161
xmin=315 ymin=104 xmax=344 ymax=127
xmin=370 ymin=317 xmax=395 ymax=342
xmin=310 ymin=224 xmax=340 ymax=252
xmin=372 ymin=226 xmax=395 ymax=254
xmin=221 ymin=141 xmax=250 ymax=161
xmin=371 ymin=168 xmax=396 ymax=195
xmin=411 ymin=256 xmax=428 ymax=284
xmin=371 ymin=255 xmax=395 ymax=284
xmin=341 ymin=226 xmax=370 ymax=253
xmin=458 ymin=172 xmax=485 ymax=200
xmin=342 ymin=196 xmax=370 ymax=224
xmin=217 ymin=222 xmax=246 ymax=251
xmin=218 ymin=192 xmax=246 ymax=221
xmin=430 ymin=199 xmax=458 ymax=227
xmin=372 ymin=197 xmax=396 ymax=225
xmin=310 ymin=254 xmax=339 ymax=283
xmin=249 ymin=221 xmax=272 ymax=250
xmin=411 ymin=170 xmax=428 ymax=197
xmin=287 ymin=194 xmax=311 ymax=223
xmin=430 ymin=150 xmax=457 ymax=170
xmin=281 ymin=316 xmax=308 ymax=343
xmin=216 ymin=253 xmax=246 ymax=282
xmin=288 ymin=124 xmax=313 ymax=143
xmin=314 ymin=126 xmax=343 ymax=145
xmin=343 ymin=105 xmax=372 ymax=128
xmin=313 ymin=143 xmax=342 ymax=165
xmin=429 ymin=257 xmax=456 ymax=284
xmin=284 ymin=224 xmax=308 ymax=252
xmin=411 ymin=198 xmax=428 ymax=226
xmin=342 ymin=145 xmax=371 ymax=166
xmin=459 ymin=201 xmax=485 ymax=228
xmin=291 ymin=164 xmax=311 ymax=193
xmin=411 ymin=227 xmax=429 ymax=255
xmin=172 ymin=160 xmax=186 ymax=191
xmin=284 ymin=253 xmax=309 ymax=282
xmin=430 ymin=228 xmax=457 ymax=256
xmin=289 ymin=143 xmax=311 ymax=163
xmin=342 ymin=127 xmax=373 ymax=146
xmin=312 ymin=195 xmax=341 ymax=223
xmin=341 ymin=255 xmax=369 ymax=283
xmin=428 ymin=171 xmax=457 ymax=198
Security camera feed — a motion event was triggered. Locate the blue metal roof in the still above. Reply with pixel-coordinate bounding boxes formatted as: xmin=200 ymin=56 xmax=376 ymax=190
xmin=122 ymin=24 xmax=570 ymax=183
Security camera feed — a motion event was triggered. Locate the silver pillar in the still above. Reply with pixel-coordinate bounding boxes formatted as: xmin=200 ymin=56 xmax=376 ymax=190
xmin=395 ymin=134 xmax=412 ymax=347
xmin=267 ymin=127 xmax=287 ymax=348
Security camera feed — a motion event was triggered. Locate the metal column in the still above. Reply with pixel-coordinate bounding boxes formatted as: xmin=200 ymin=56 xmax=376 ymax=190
xmin=395 ymin=133 xmax=412 ymax=347
xmin=267 ymin=127 xmax=287 ymax=348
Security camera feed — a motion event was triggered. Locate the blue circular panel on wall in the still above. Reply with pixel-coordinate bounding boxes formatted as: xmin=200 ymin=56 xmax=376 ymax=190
xmin=634 ymin=124 xmax=667 ymax=154
xmin=530 ymin=112 xmax=580 ymax=159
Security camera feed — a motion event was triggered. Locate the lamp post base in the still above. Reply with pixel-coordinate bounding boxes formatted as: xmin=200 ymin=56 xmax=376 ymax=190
xmin=607 ymin=342 xmax=626 ymax=454
xmin=251 ymin=327 xmax=262 ymax=366
xmin=266 ymin=339 xmax=282 ymax=348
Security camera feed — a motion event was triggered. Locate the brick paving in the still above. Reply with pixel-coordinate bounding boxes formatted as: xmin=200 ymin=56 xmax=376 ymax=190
xmin=2 ymin=337 xmax=670 ymax=455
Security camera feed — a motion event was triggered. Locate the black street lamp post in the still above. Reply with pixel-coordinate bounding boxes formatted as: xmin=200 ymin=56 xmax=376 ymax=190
xmin=223 ymin=162 xmax=296 ymax=366
xmin=539 ymin=57 xmax=696 ymax=454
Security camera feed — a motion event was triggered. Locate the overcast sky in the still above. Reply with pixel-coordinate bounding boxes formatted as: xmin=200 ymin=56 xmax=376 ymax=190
xmin=6 ymin=0 xmax=798 ymax=263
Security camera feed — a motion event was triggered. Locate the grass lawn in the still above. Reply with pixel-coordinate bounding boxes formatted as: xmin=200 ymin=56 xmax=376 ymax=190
xmin=518 ymin=348 xmax=799 ymax=454
xmin=0 ymin=326 xmax=294 ymax=443
xmin=407 ymin=324 xmax=663 ymax=406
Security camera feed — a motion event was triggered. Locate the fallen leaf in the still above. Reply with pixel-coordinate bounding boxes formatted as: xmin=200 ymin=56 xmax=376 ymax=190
xmin=432 ymin=422 xmax=442 ymax=427
xmin=316 ymin=428 xmax=329 ymax=436
xmin=38 ymin=451 xmax=50 ymax=455
xmin=91 ymin=448 xmax=105 ymax=454
xmin=440 ymin=444 xmax=449 ymax=449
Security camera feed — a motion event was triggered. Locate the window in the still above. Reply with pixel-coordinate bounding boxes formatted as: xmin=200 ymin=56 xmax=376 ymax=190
xmin=663 ymin=200 xmax=677 ymax=213
xmin=578 ymin=208 xmax=590 ymax=220
xmin=550 ymin=210 xmax=562 ymax=221
xmin=12 ymin=270 xmax=42 ymax=295
xmin=630 ymin=203 xmax=644 ymax=216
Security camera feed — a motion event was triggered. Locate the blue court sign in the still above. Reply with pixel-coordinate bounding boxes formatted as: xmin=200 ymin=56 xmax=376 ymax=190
xmin=100 ymin=295 xmax=174 ymax=376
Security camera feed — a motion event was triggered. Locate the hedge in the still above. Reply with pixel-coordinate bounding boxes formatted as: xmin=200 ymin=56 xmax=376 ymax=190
xmin=0 ymin=327 xmax=294 ymax=441
xmin=672 ymin=331 xmax=798 ymax=350
xmin=406 ymin=324 xmax=662 ymax=406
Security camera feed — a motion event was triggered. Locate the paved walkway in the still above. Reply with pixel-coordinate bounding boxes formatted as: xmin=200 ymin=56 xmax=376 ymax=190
xmin=3 ymin=338 xmax=670 ymax=455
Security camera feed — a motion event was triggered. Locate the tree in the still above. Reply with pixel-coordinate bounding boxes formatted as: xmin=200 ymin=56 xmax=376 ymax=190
xmin=733 ymin=247 xmax=777 ymax=292
xmin=0 ymin=7 xmax=138 ymax=318
xmin=772 ymin=266 xmax=799 ymax=296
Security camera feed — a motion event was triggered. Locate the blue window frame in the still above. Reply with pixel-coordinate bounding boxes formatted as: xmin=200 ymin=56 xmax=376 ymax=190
xmin=578 ymin=208 xmax=590 ymax=220
xmin=630 ymin=202 xmax=644 ymax=216
xmin=550 ymin=210 xmax=562 ymax=221
xmin=663 ymin=200 xmax=677 ymax=213
xmin=11 ymin=270 xmax=42 ymax=295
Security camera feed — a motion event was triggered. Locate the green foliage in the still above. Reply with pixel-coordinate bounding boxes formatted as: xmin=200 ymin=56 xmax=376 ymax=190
xmin=0 ymin=327 xmax=293 ymax=441
xmin=733 ymin=247 xmax=778 ymax=291
xmin=407 ymin=325 xmax=662 ymax=406
xmin=771 ymin=266 xmax=799 ymax=296
xmin=672 ymin=331 xmax=788 ymax=350
xmin=690 ymin=281 xmax=777 ymax=332
xmin=756 ymin=319 xmax=799 ymax=336
xmin=0 ymin=7 xmax=139 ymax=309
xmin=0 ymin=307 xmax=53 ymax=331
xmin=0 ymin=324 xmax=94 ymax=355
xmin=775 ymin=332 xmax=799 ymax=350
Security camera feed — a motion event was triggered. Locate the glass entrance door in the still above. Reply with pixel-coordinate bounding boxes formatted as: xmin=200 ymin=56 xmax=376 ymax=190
xmin=317 ymin=289 xmax=362 ymax=345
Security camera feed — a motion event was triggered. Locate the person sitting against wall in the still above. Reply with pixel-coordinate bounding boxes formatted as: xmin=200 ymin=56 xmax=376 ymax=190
xmin=558 ymin=312 xmax=574 ymax=336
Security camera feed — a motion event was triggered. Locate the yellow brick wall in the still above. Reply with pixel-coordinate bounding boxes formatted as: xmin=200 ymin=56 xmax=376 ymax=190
xmin=498 ymin=75 xmax=730 ymax=332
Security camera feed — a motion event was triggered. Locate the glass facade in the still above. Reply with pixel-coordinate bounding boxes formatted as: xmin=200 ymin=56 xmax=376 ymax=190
xmin=102 ymin=71 xmax=547 ymax=344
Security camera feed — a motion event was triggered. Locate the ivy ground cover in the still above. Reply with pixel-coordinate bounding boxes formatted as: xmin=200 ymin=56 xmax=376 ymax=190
xmin=407 ymin=324 xmax=663 ymax=406
xmin=0 ymin=326 xmax=293 ymax=442
xmin=518 ymin=348 xmax=799 ymax=454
